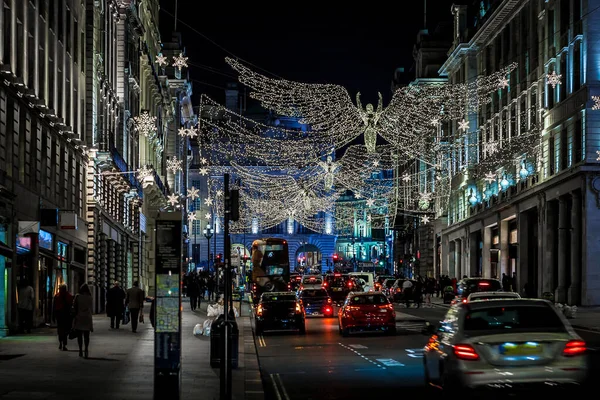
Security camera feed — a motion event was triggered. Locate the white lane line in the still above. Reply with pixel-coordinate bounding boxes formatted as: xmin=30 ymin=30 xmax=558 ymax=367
xmin=338 ymin=343 xmax=387 ymax=370
xmin=349 ymin=344 xmax=368 ymax=349
xmin=575 ymin=327 xmax=600 ymax=335
xmin=275 ymin=373 xmax=291 ymax=400
xmin=258 ymin=335 xmax=266 ymax=347
xmin=270 ymin=374 xmax=282 ymax=400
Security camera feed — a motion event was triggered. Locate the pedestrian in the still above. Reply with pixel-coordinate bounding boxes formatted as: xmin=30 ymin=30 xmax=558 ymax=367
xmin=149 ymin=296 xmax=156 ymax=329
xmin=188 ymin=278 xmax=198 ymax=311
xmin=17 ymin=279 xmax=34 ymax=333
xmin=106 ymin=280 xmax=126 ymax=329
xmin=207 ymin=276 xmax=215 ymax=301
xmin=72 ymin=283 xmax=94 ymax=358
xmin=53 ymin=283 xmax=73 ymax=351
xmin=126 ymin=281 xmax=145 ymax=333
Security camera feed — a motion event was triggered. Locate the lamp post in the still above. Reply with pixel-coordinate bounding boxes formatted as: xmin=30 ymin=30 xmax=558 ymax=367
xmin=351 ymin=236 xmax=356 ymax=272
xmin=203 ymin=223 xmax=213 ymax=271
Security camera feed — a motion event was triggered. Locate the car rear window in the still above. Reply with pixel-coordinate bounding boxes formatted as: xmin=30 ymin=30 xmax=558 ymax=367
xmin=463 ymin=305 xmax=566 ymax=333
xmin=470 ymin=294 xmax=519 ymax=301
xmin=301 ymin=289 xmax=328 ymax=298
xmin=349 ymin=294 xmax=389 ymax=305
xmin=326 ymin=276 xmax=348 ymax=287
xmin=384 ymin=280 xmax=395 ymax=288
xmin=262 ymin=294 xmax=296 ymax=302
xmin=464 ymin=279 xmax=502 ymax=293
xmin=303 ymin=277 xmax=322 ymax=284
xmin=353 ymin=275 xmax=370 ymax=282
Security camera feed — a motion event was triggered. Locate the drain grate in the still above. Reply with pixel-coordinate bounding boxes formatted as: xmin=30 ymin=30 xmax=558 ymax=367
xmin=0 ymin=354 xmax=25 ymax=361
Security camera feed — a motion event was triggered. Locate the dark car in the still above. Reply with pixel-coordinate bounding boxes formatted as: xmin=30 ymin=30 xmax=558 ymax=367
xmin=298 ymin=288 xmax=334 ymax=317
xmin=289 ymin=273 xmax=302 ymax=291
xmin=452 ymin=278 xmax=503 ymax=304
xmin=255 ymin=291 xmax=305 ymax=335
xmin=325 ymin=273 xmax=353 ymax=305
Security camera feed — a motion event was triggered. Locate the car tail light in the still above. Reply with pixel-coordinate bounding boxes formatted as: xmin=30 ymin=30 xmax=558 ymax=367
xmin=327 ymin=298 xmax=332 ymax=304
xmin=396 ymin=288 xmax=401 ymax=293
xmin=323 ymin=282 xmax=328 ymax=287
xmin=462 ymin=298 xmax=468 ymax=303
xmin=563 ymin=340 xmax=586 ymax=356
xmin=452 ymin=344 xmax=479 ymax=360
xmin=256 ymin=305 xmax=263 ymax=316
xmin=324 ymin=306 xmax=332 ymax=314
xmin=378 ymin=303 xmax=394 ymax=310
xmin=287 ymin=283 xmax=291 ymax=290
xmin=295 ymin=302 xmax=302 ymax=314
xmin=348 ymin=282 xmax=353 ymax=288
xmin=252 ymin=284 xmax=257 ymax=291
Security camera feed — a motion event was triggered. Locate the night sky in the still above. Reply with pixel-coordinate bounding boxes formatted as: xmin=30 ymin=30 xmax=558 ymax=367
xmin=158 ymin=0 xmax=460 ymax=107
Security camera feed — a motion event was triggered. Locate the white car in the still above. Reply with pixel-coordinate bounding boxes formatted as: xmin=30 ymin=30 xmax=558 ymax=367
xmin=466 ymin=291 xmax=521 ymax=303
xmin=300 ymin=275 xmax=324 ymax=290
xmin=347 ymin=272 xmax=375 ymax=292
xmin=423 ymin=299 xmax=588 ymax=392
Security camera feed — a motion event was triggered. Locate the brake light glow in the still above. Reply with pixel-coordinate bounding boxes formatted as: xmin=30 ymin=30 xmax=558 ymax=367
xmin=295 ymin=302 xmax=302 ymax=314
xmin=378 ymin=303 xmax=394 ymax=310
xmin=323 ymin=282 xmax=328 ymax=287
xmin=563 ymin=340 xmax=586 ymax=356
xmin=348 ymin=282 xmax=353 ymax=288
xmin=462 ymin=298 xmax=468 ymax=303
xmin=452 ymin=344 xmax=479 ymax=360
xmin=287 ymin=283 xmax=291 ymax=290
xmin=256 ymin=305 xmax=263 ymax=316
xmin=324 ymin=306 xmax=332 ymax=314
xmin=334 ymin=273 xmax=341 ymax=277
xmin=478 ymin=282 xmax=490 ymax=287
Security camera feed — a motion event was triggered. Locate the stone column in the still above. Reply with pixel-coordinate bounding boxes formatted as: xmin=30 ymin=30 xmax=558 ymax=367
xmin=448 ymin=240 xmax=456 ymax=278
xmin=568 ymin=191 xmax=581 ymax=305
xmin=543 ymin=201 xmax=557 ymax=295
xmin=482 ymin=226 xmax=492 ymax=278
xmin=469 ymin=231 xmax=479 ymax=277
xmin=517 ymin=211 xmax=529 ymax=296
xmin=441 ymin=237 xmax=449 ymax=276
xmin=455 ymin=239 xmax=462 ymax=278
xmin=499 ymin=219 xmax=509 ymax=276
xmin=555 ymin=197 xmax=569 ymax=303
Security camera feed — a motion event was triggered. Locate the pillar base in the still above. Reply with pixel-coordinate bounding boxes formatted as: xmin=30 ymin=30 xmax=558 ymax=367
xmin=555 ymin=286 xmax=567 ymax=304
xmin=0 ymin=327 xmax=8 ymax=338
xmin=567 ymin=285 xmax=580 ymax=306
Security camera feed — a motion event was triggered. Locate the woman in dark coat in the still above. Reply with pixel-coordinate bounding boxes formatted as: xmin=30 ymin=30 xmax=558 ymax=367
xmin=53 ymin=284 xmax=73 ymax=351
xmin=73 ymin=284 xmax=94 ymax=358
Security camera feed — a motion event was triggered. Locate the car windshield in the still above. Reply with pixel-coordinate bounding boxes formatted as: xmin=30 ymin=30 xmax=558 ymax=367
xmin=349 ymin=294 xmax=388 ymax=305
xmin=303 ymin=277 xmax=322 ymax=284
xmin=262 ymin=294 xmax=296 ymax=302
xmin=301 ymin=289 xmax=328 ymax=298
xmin=326 ymin=276 xmax=347 ymax=287
xmin=463 ymin=305 xmax=567 ymax=333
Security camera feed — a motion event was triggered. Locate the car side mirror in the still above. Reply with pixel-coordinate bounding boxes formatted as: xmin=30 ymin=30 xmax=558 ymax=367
xmin=421 ymin=321 xmax=436 ymax=335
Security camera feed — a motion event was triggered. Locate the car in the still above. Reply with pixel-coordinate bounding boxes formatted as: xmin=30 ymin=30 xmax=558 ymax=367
xmin=338 ymin=292 xmax=396 ymax=337
xmin=289 ymin=273 xmax=302 ymax=291
xmin=325 ymin=273 xmax=353 ymax=305
xmin=374 ymin=275 xmax=394 ymax=292
xmin=465 ymin=291 xmax=521 ymax=303
xmin=423 ymin=299 xmax=589 ymax=392
xmin=298 ymin=288 xmax=334 ymax=317
xmin=255 ymin=291 xmax=306 ymax=335
xmin=452 ymin=278 xmax=503 ymax=304
xmin=299 ymin=275 xmax=324 ymax=290
xmin=381 ymin=278 xmax=397 ymax=300
xmin=347 ymin=272 xmax=375 ymax=292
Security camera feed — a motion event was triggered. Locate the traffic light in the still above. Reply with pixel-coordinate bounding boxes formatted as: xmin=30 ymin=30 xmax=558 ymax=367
xmin=332 ymin=254 xmax=338 ymax=262
xmin=229 ymin=189 xmax=240 ymax=221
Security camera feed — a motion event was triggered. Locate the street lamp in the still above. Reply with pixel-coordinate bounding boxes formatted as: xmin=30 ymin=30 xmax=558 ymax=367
xmin=351 ymin=236 xmax=356 ymax=272
xmin=203 ymin=224 xmax=213 ymax=270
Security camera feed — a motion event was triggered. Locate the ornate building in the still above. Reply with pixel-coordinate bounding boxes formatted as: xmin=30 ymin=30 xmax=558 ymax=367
xmin=434 ymin=0 xmax=600 ymax=305
xmin=0 ymin=0 xmax=89 ymax=333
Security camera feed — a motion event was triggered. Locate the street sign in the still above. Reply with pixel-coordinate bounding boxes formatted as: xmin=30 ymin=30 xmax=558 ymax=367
xmin=153 ymin=211 xmax=183 ymax=399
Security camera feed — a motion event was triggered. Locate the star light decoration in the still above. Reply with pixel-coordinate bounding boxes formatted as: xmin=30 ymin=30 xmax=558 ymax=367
xmin=592 ymin=96 xmax=600 ymax=111
xmin=166 ymin=157 xmax=183 ymax=173
xmin=498 ymin=77 xmax=509 ymax=89
xmin=458 ymin=119 xmax=470 ymax=132
xmin=172 ymin=53 xmax=188 ymax=71
xmin=596 ymin=150 xmax=600 ymax=162
xmin=187 ymin=186 xmax=200 ymax=201
xmin=155 ymin=54 xmax=168 ymax=67
xmin=546 ymin=71 xmax=562 ymax=89
xmin=187 ymin=212 xmax=197 ymax=222
xmin=178 ymin=127 xmax=198 ymax=139
xmin=199 ymin=167 xmax=209 ymax=176
xmin=366 ymin=198 xmax=375 ymax=207
xmin=134 ymin=111 xmax=157 ymax=138
xmin=167 ymin=193 xmax=179 ymax=206
xmin=421 ymin=215 xmax=431 ymax=224
xmin=484 ymin=172 xmax=497 ymax=184
xmin=200 ymin=157 xmax=209 ymax=165
xmin=205 ymin=212 xmax=212 ymax=221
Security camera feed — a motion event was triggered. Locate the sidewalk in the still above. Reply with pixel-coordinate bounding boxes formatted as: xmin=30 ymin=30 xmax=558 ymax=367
xmin=0 ymin=300 xmax=264 ymax=400
xmin=428 ymin=295 xmax=600 ymax=332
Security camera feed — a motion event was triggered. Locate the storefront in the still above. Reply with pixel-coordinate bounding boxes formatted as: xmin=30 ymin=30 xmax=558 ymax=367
xmin=0 ymin=222 xmax=12 ymax=337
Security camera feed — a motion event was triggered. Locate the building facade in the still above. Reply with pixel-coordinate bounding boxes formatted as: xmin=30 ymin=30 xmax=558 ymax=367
xmin=0 ymin=0 xmax=89 ymax=334
xmin=435 ymin=0 xmax=600 ymax=305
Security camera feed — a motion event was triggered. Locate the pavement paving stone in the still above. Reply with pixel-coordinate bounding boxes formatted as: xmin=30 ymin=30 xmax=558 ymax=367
xmin=0 ymin=299 xmax=264 ymax=400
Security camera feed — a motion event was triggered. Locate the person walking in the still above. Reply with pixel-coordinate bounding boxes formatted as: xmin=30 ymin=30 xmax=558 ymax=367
xmin=72 ymin=284 xmax=94 ymax=358
xmin=126 ymin=281 xmax=145 ymax=333
xmin=106 ymin=281 xmax=126 ymax=329
xmin=188 ymin=278 xmax=198 ymax=311
xmin=17 ymin=279 xmax=34 ymax=333
xmin=53 ymin=283 xmax=73 ymax=351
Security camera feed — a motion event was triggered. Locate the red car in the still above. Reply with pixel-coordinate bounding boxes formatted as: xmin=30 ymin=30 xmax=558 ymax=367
xmin=338 ymin=292 xmax=396 ymax=337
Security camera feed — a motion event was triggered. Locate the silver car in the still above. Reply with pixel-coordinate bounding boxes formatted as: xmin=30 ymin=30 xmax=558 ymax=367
xmin=423 ymin=299 xmax=588 ymax=391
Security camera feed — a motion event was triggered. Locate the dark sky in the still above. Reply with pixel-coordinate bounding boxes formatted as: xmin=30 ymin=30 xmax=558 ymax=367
xmin=158 ymin=0 xmax=460 ymax=107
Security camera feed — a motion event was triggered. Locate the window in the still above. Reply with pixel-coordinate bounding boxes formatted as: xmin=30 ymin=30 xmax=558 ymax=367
xmin=573 ymin=118 xmax=582 ymax=163
xmin=349 ymin=294 xmax=388 ymax=305
xmin=573 ymin=42 xmax=581 ymax=92
xmin=48 ymin=0 xmax=54 ymax=30
xmin=66 ymin=8 xmax=71 ymax=53
xmin=464 ymin=305 xmax=566 ymax=333
xmin=301 ymin=289 xmax=328 ymax=298
xmin=57 ymin=0 xmax=63 ymax=41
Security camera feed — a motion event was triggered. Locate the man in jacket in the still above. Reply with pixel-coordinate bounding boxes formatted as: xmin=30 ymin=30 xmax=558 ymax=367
xmin=126 ymin=281 xmax=145 ymax=333
xmin=106 ymin=281 xmax=126 ymax=329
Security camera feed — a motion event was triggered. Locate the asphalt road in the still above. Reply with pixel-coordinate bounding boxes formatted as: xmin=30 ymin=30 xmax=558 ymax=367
xmin=252 ymin=303 xmax=600 ymax=400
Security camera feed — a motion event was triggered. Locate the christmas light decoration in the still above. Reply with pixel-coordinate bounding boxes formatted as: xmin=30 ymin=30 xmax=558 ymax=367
xmin=498 ymin=77 xmax=509 ymax=89
xmin=155 ymin=54 xmax=168 ymax=67
xmin=596 ymin=150 xmax=600 ymax=162
xmin=187 ymin=186 xmax=200 ymax=200
xmin=187 ymin=212 xmax=197 ymax=222
xmin=167 ymin=193 xmax=179 ymax=206
xmin=546 ymin=71 xmax=562 ymax=89
xmin=172 ymin=53 xmax=189 ymax=71
xmin=421 ymin=215 xmax=431 ymax=224
xmin=166 ymin=157 xmax=183 ymax=173
xmin=134 ymin=111 xmax=157 ymax=138
xmin=592 ymin=96 xmax=600 ymax=111
xmin=205 ymin=212 xmax=212 ymax=220
xmin=136 ymin=165 xmax=154 ymax=181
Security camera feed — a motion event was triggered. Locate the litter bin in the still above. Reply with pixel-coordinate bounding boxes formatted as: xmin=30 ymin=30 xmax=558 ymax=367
xmin=209 ymin=314 xmax=239 ymax=368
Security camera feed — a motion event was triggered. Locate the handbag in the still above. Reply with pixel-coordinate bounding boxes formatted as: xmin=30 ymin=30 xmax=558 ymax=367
xmin=68 ymin=328 xmax=78 ymax=340
xmin=139 ymin=311 xmax=144 ymax=324
xmin=123 ymin=307 xmax=130 ymax=325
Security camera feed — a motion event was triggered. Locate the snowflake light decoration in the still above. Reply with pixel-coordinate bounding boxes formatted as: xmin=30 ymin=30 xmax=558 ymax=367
xmin=199 ymin=167 xmax=209 ymax=176
xmin=205 ymin=212 xmax=212 ymax=221
xmin=592 ymin=96 xmax=600 ymax=111
xmin=167 ymin=193 xmax=179 ymax=206
xmin=136 ymin=165 xmax=154 ymax=181
xmin=430 ymin=118 xmax=439 ymax=126
xmin=458 ymin=119 xmax=470 ymax=132
xmin=187 ymin=212 xmax=197 ymax=222
xmin=419 ymin=192 xmax=433 ymax=203
xmin=498 ymin=77 xmax=509 ymax=89
xmin=354 ymin=193 xmax=362 ymax=199
xmin=178 ymin=127 xmax=188 ymax=137
xmin=172 ymin=53 xmax=188 ymax=71
xmin=200 ymin=157 xmax=209 ymax=165
xmin=155 ymin=54 xmax=168 ymax=67
xmin=402 ymin=173 xmax=411 ymax=182
xmin=484 ymin=172 xmax=497 ymax=184
xmin=546 ymin=71 xmax=562 ymax=89
xmin=187 ymin=186 xmax=200 ymax=201
xmin=204 ymin=197 xmax=213 ymax=206
xmin=134 ymin=111 xmax=157 ymax=138
xmin=484 ymin=141 xmax=499 ymax=156
xmin=186 ymin=128 xmax=198 ymax=139
xmin=421 ymin=215 xmax=430 ymax=224
xmin=596 ymin=150 xmax=600 ymax=161
xmin=166 ymin=157 xmax=183 ymax=173
xmin=366 ymin=198 xmax=375 ymax=207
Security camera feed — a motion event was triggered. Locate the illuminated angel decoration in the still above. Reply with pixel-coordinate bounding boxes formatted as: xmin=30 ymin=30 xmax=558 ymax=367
xmin=357 ymin=92 xmax=383 ymax=153
xmin=317 ymin=155 xmax=340 ymax=190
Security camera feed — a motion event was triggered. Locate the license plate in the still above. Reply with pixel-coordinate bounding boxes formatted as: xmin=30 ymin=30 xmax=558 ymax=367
xmin=333 ymin=288 xmax=341 ymax=291
xmin=501 ymin=343 xmax=543 ymax=356
xmin=312 ymin=312 xmax=320 ymax=315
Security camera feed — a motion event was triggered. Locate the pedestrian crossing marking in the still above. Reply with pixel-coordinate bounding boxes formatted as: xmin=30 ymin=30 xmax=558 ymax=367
xmin=376 ymin=358 xmax=404 ymax=367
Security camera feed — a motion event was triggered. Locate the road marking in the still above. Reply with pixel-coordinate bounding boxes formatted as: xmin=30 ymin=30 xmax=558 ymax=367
xmin=349 ymin=344 xmax=368 ymax=349
xmin=258 ymin=335 xmax=266 ymax=347
xmin=376 ymin=358 xmax=405 ymax=367
xmin=574 ymin=327 xmax=600 ymax=335
xmin=405 ymin=348 xmax=425 ymax=358
xmin=270 ymin=373 xmax=290 ymax=400
xmin=338 ymin=343 xmax=386 ymax=369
